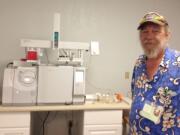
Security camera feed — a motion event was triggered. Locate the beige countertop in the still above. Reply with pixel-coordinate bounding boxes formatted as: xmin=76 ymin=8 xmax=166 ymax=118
xmin=0 ymin=100 xmax=131 ymax=112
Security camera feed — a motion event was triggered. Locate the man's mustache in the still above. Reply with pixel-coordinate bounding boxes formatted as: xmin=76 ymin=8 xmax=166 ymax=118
xmin=143 ymin=39 xmax=154 ymax=44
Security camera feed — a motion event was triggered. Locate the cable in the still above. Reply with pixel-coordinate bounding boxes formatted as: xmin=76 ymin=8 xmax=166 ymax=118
xmin=66 ymin=111 xmax=74 ymax=135
xmin=68 ymin=120 xmax=73 ymax=135
xmin=46 ymin=111 xmax=58 ymax=123
xmin=6 ymin=62 xmax=13 ymax=68
xmin=42 ymin=111 xmax=50 ymax=135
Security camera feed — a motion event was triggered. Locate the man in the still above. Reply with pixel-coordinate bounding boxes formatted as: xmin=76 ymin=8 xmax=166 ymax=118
xmin=129 ymin=12 xmax=180 ymax=135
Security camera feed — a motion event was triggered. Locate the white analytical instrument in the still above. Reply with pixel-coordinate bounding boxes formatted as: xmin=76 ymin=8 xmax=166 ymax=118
xmin=2 ymin=39 xmax=91 ymax=105
xmin=2 ymin=13 xmax=99 ymax=105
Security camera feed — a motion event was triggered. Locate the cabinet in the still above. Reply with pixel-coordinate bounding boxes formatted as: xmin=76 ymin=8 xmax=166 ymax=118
xmin=0 ymin=128 xmax=29 ymax=135
xmin=0 ymin=112 xmax=30 ymax=135
xmin=83 ymin=110 xmax=122 ymax=135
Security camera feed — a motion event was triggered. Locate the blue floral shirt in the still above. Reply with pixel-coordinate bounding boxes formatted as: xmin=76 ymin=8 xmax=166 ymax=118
xmin=129 ymin=47 xmax=180 ymax=135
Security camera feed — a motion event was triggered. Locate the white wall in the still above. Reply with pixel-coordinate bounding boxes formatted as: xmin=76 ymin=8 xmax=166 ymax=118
xmin=0 ymin=0 xmax=180 ymax=98
xmin=0 ymin=1 xmax=180 ymax=134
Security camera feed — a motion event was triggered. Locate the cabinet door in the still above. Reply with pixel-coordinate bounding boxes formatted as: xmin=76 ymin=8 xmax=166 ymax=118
xmin=84 ymin=125 xmax=122 ymax=135
xmin=0 ymin=128 xmax=29 ymax=135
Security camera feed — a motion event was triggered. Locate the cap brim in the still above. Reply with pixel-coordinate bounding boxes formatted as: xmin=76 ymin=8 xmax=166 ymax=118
xmin=137 ymin=20 xmax=165 ymax=30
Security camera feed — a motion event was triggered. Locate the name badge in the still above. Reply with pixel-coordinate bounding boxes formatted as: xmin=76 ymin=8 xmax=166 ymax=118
xmin=140 ymin=102 xmax=164 ymax=124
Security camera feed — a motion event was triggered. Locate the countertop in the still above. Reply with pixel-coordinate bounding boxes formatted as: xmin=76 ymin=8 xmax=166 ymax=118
xmin=0 ymin=100 xmax=131 ymax=112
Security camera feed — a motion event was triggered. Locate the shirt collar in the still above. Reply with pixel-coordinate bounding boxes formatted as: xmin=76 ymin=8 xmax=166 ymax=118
xmin=159 ymin=47 xmax=170 ymax=68
xmin=139 ymin=47 xmax=170 ymax=68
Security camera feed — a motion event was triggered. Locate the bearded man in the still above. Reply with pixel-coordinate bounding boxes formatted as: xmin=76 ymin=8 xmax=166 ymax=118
xmin=129 ymin=12 xmax=180 ymax=135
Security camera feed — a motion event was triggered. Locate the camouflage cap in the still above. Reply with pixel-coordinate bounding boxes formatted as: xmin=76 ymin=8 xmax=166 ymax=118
xmin=137 ymin=12 xmax=168 ymax=30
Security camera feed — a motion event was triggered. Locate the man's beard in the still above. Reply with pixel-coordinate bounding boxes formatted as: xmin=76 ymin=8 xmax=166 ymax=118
xmin=142 ymin=42 xmax=167 ymax=58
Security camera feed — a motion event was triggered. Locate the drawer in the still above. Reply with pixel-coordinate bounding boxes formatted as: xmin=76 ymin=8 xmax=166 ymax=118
xmin=0 ymin=112 xmax=30 ymax=128
xmin=0 ymin=127 xmax=30 ymax=135
xmin=84 ymin=124 xmax=122 ymax=135
xmin=84 ymin=110 xmax=122 ymax=125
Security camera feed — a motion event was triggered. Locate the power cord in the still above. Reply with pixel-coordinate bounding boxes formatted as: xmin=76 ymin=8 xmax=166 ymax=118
xmin=68 ymin=120 xmax=73 ymax=135
xmin=42 ymin=111 xmax=50 ymax=135
xmin=37 ymin=111 xmax=58 ymax=135
xmin=67 ymin=111 xmax=74 ymax=135
xmin=6 ymin=62 xmax=13 ymax=68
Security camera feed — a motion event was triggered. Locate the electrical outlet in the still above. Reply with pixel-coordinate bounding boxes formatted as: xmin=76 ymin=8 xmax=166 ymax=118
xmin=125 ymin=72 xmax=130 ymax=79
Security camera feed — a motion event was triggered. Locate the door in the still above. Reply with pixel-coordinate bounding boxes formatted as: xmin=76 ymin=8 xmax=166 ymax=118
xmin=13 ymin=67 xmax=37 ymax=104
xmin=37 ymin=66 xmax=73 ymax=104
